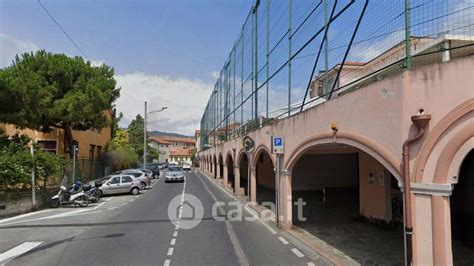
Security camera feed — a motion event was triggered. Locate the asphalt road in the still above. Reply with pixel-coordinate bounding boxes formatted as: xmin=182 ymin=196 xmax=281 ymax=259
xmin=0 ymin=170 xmax=323 ymax=266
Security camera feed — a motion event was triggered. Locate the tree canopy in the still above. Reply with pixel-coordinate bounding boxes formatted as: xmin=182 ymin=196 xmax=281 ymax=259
xmin=0 ymin=50 xmax=120 ymax=135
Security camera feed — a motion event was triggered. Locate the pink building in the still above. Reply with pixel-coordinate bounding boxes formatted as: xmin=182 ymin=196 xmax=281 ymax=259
xmin=198 ymin=42 xmax=474 ymax=264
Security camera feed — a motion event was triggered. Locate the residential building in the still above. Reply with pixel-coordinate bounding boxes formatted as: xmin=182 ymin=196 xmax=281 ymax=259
xmin=149 ymin=136 xmax=171 ymax=163
xmin=149 ymin=135 xmax=196 ymax=164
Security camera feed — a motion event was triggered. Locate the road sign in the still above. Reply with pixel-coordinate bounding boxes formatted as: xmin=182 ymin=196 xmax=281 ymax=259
xmin=272 ymin=136 xmax=284 ymax=154
xmin=243 ymin=136 xmax=255 ymax=152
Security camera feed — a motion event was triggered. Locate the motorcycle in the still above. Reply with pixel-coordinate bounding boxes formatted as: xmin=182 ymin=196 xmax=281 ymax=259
xmin=49 ymin=185 xmax=89 ymax=208
xmin=83 ymin=183 xmax=101 ymax=203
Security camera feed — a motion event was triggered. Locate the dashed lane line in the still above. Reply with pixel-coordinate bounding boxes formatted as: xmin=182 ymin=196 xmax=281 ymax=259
xmin=163 ymin=259 xmax=171 ymax=266
xmin=307 ymin=262 xmax=315 ymax=266
xmin=172 ymin=231 xmax=178 ymax=237
xmin=167 ymin=247 xmax=174 ymax=256
xmin=107 ymin=207 xmax=118 ymax=210
xmin=170 ymin=238 xmax=176 ymax=246
xmin=0 ymin=242 xmax=43 ymax=264
xmin=291 ymin=248 xmax=305 ymax=258
xmin=278 ymin=236 xmax=289 ymax=245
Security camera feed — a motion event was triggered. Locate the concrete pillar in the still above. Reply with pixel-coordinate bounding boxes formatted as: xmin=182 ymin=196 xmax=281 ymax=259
xmin=217 ymin=163 xmax=221 ymax=179
xmin=250 ymin=166 xmax=257 ymax=205
xmin=223 ymin=164 xmax=228 ymax=187
xmin=234 ymin=164 xmax=242 ymax=196
xmin=432 ymin=195 xmax=453 ymax=265
xmin=280 ymin=170 xmax=293 ymax=230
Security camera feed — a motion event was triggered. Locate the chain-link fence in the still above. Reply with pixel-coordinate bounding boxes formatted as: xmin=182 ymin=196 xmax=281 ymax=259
xmin=200 ymin=0 xmax=474 ymax=150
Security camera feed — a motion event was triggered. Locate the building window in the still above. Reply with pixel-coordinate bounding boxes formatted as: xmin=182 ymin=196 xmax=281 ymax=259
xmin=89 ymin=145 xmax=96 ymax=159
xmin=97 ymin=146 xmax=102 ymax=158
xmin=37 ymin=140 xmax=57 ymax=154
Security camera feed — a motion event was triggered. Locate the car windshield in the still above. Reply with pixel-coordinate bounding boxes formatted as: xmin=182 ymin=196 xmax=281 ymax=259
xmin=168 ymin=167 xmax=181 ymax=172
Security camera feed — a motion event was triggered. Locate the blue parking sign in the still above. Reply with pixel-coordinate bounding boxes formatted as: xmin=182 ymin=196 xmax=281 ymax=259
xmin=274 ymin=137 xmax=282 ymax=146
xmin=272 ymin=136 xmax=284 ymax=154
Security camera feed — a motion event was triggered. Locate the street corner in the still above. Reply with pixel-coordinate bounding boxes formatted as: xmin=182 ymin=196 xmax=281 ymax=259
xmin=167 ymin=193 xmax=204 ymax=230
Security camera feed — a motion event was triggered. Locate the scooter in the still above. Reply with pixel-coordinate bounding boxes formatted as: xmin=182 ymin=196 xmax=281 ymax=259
xmin=83 ymin=183 xmax=100 ymax=203
xmin=49 ymin=185 xmax=89 ymax=208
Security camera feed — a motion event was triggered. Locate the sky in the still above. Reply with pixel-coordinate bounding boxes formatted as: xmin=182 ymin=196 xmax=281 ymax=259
xmin=0 ymin=0 xmax=252 ymax=136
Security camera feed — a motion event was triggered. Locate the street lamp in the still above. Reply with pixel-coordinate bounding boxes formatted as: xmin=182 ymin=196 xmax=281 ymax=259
xmin=144 ymin=101 xmax=168 ymax=169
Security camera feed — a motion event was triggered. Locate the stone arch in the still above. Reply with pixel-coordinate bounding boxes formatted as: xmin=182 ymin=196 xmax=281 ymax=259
xmin=414 ymin=99 xmax=474 ymax=182
xmin=251 ymin=144 xmax=276 ymax=168
xmin=225 ymin=151 xmax=234 ymax=164
xmin=285 ymin=131 xmax=402 ymax=182
xmin=434 ymin=128 xmax=474 ymax=184
xmin=236 ymin=149 xmax=247 ymax=166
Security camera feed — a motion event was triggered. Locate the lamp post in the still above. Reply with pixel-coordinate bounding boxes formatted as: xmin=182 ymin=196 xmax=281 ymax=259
xmin=144 ymin=102 xmax=168 ymax=169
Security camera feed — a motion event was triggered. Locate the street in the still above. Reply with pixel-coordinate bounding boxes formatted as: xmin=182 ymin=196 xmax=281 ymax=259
xmin=0 ymin=170 xmax=324 ymax=266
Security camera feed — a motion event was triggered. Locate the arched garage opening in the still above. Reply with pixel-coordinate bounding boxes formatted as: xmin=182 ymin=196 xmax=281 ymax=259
xmin=255 ymin=149 xmax=275 ymax=207
xmin=213 ymin=155 xmax=217 ymax=179
xmin=218 ymin=154 xmax=224 ymax=179
xmin=451 ymin=149 xmax=474 ymax=264
xmin=290 ymin=143 xmax=403 ymax=265
xmin=239 ymin=152 xmax=249 ymax=196
xmin=226 ymin=153 xmax=235 ymax=192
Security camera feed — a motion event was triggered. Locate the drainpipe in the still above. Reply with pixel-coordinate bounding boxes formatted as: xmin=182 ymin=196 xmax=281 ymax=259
xmin=402 ymin=111 xmax=431 ymax=266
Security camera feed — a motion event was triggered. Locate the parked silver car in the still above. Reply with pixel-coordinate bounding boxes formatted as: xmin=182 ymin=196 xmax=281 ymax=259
xmin=99 ymin=175 xmax=141 ymax=195
xmin=121 ymin=169 xmax=152 ymax=188
xmin=164 ymin=166 xmax=185 ymax=183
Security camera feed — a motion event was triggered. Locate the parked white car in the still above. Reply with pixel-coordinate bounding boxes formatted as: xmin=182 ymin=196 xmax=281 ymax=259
xmin=99 ymin=175 xmax=141 ymax=195
xmin=120 ymin=169 xmax=152 ymax=188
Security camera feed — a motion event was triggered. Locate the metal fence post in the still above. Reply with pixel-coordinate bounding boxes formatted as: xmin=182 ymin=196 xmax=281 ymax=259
xmin=288 ymin=0 xmax=292 ymax=116
xmin=254 ymin=1 xmax=259 ymax=121
xmin=405 ymin=0 xmax=411 ymax=70
xmin=266 ymin=0 xmax=270 ymax=119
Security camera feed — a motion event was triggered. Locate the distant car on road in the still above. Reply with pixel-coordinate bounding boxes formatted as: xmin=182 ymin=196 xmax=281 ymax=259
xmin=99 ymin=175 xmax=141 ymax=195
xmin=164 ymin=166 xmax=185 ymax=183
xmin=182 ymin=164 xmax=191 ymax=171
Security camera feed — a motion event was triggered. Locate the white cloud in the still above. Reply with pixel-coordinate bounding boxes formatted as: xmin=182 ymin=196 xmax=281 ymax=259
xmin=114 ymin=72 xmax=213 ymax=136
xmin=89 ymin=58 xmax=105 ymax=67
xmin=210 ymin=71 xmax=220 ymax=79
xmin=0 ymin=33 xmax=39 ymax=68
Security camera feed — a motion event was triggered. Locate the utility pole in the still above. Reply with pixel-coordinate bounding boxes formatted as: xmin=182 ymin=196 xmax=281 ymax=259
xmin=72 ymin=143 xmax=77 ymax=183
xmin=144 ymin=100 xmax=148 ymax=169
xmin=30 ymin=144 xmax=36 ymax=206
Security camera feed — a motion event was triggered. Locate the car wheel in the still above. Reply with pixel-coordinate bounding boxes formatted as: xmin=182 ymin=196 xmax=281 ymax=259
xmin=141 ymin=181 xmax=146 ymax=189
xmin=131 ymin=187 xmax=139 ymax=195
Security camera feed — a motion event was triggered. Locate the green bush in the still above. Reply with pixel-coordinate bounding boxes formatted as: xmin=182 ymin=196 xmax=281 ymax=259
xmin=0 ymin=133 xmax=64 ymax=193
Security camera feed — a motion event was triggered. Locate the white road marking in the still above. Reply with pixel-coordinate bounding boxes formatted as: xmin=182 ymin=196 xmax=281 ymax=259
xmin=120 ymin=203 xmax=128 ymax=207
xmin=130 ymin=199 xmax=134 ymax=202
xmin=163 ymin=259 xmax=171 ymax=266
xmin=0 ymin=242 xmax=43 ymax=263
xmin=92 ymin=202 xmax=106 ymax=210
xmin=174 ymin=225 xmax=179 ymax=230
xmin=0 ymin=210 xmax=52 ymax=224
xmin=307 ymin=262 xmax=315 ymax=266
xmin=170 ymin=238 xmax=176 ymax=246
xmin=243 ymin=206 xmax=277 ymax=235
xmin=167 ymin=247 xmax=174 ymax=256
xmin=173 ymin=231 xmax=178 ymax=237
xmin=107 ymin=207 xmax=118 ymax=210
xmin=291 ymin=248 xmax=305 ymax=258
xmin=66 ymin=210 xmax=102 ymax=217
xmin=278 ymin=236 xmax=289 ymax=245
xmin=105 ymin=197 xmax=113 ymax=202
xmin=196 ymin=171 xmax=249 ymax=266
